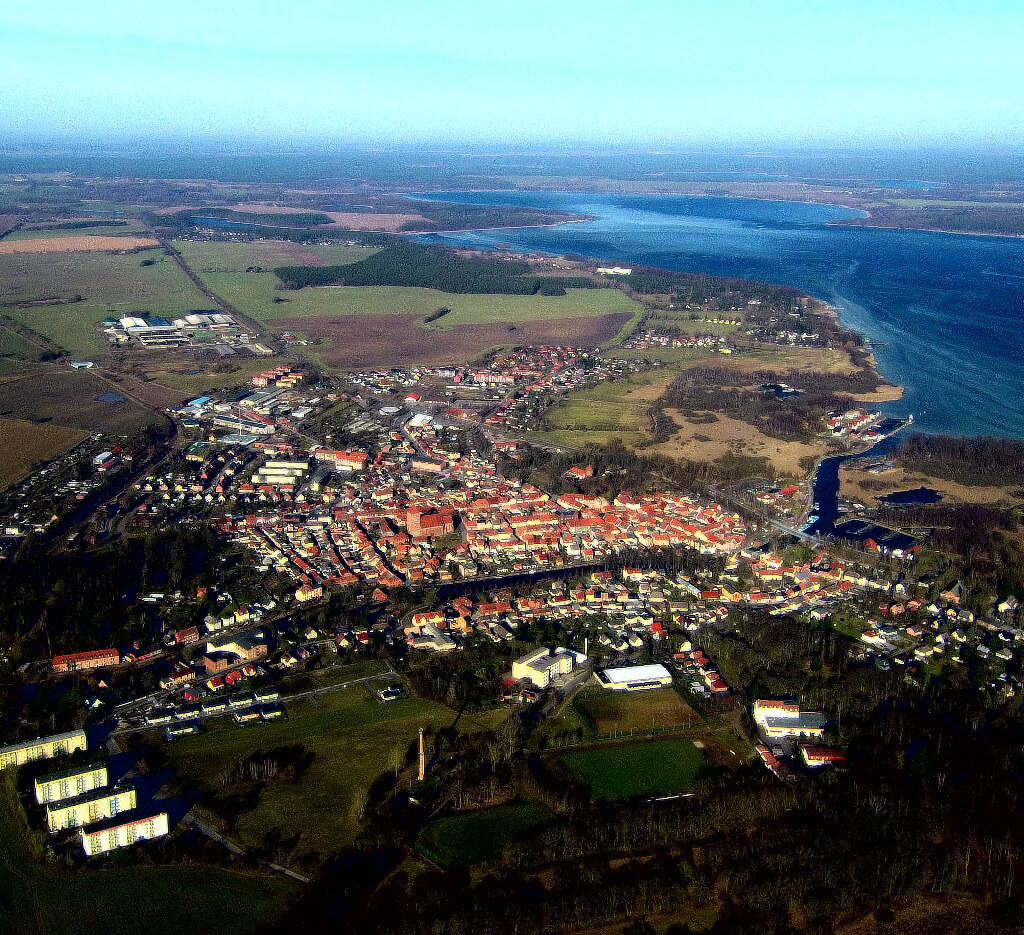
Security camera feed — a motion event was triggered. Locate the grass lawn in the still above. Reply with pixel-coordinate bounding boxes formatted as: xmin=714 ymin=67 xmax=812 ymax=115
xmin=0 ymin=248 xmax=209 ymax=358
xmin=160 ymin=685 xmax=492 ymax=861
xmin=559 ymin=737 xmax=713 ymax=801
xmin=607 ymin=346 xmax=717 ymax=365
xmin=0 ymin=777 xmax=297 ymax=935
xmin=576 ymin=688 xmax=699 ymax=735
xmin=416 ymin=801 xmax=552 ymax=869
xmin=528 ymin=427 xmax=647 ymax=449
xmin=0 ymin=417 xmax=85 ymax=488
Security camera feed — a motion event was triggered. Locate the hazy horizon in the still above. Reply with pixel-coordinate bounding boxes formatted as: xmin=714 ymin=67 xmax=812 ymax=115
xmin=2 ymin=1 xmax=1023 ymax=149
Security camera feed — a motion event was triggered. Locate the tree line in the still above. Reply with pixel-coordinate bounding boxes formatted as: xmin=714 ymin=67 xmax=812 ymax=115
xmin=273 ymin=241 xmax=599 ymax=294
xmin=894 ymin=434 xmax=1024 ymax=488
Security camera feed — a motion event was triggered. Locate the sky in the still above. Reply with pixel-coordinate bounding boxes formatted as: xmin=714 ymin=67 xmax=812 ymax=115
xmin=1 ymin=0 xmax=1023 ymax=148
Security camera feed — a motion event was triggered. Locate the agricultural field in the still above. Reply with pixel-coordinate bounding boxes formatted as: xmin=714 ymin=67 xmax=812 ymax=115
xmin=0 ymin=248 xmax=210 ymax=358
xmin=0 ymin=370 xmax=160 ymax=435
xmin=172 ymin=239 xmax=379 ymax=321
xmin=0 ymin=779 xmax=297 ymax=935
xmin=281 ymin=310 xmax=633 ymax=370
xmin=158 ymin=684 xmax=497 ymax=861
xmin=0 ymin=236 xmax=159 ymax=254
xmin=558 ymin=737 xmax=713 ymax=801
xmin=416 ymin=801 xmax=552 ymax=869
xmin=0 ymin=325 xmax=48 ymax=374
xmin=5 ymin=220 xmax=150 ymax=240
xmin=174 ymin=239 xmax=641 ymax=369
xmin=267 ymin=285 xmax=637 ymax=327
xmin=575 ymin=688 xmax=699 ymax=736
xmin=0 ymin=417 xmax=85 ymax=488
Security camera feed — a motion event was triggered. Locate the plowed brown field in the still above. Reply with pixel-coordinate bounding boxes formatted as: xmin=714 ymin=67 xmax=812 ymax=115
xmin=277 ymin=312 xmax=632 ymax=369
xmin=0 ymin=236 xmax=158 ymax=254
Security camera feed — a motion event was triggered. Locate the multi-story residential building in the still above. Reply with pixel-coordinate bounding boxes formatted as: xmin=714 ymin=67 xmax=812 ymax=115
xmin=46 ymin=783 xmax=136 ymax=832
xmin=80 ymin=810 xmax=169 ymax=856
xmin=34 ymin=761 xmax=108 ymax=805
xmin=0 ymin=729 xmax=87 ymax=771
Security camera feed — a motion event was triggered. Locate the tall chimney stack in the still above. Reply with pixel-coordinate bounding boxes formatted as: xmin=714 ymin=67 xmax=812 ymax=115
xmin=418 ymin=727 xmax=426 ymax=782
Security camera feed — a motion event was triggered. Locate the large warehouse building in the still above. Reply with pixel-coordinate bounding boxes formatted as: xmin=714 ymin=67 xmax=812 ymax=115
xmin=596 ymin=663 xmax=673 ymax=692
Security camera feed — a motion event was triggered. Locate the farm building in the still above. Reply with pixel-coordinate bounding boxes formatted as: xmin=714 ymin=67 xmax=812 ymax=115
xmin=0 ymin=729 xmax=87 ymax=771
xmin=512 ymin=647 xmax=582 ymax=689
xmin=596 ymin=663 xmax=673 ymax=692
xmin=52 ymin=648 xmax=120 ymax=673
xmin=80 ymin=810 xmax=170 ymax=856
xmin=34 ymin=761 xmax=108 ymax=805
xmin=46 ymin=783 xmax=137 ymax=832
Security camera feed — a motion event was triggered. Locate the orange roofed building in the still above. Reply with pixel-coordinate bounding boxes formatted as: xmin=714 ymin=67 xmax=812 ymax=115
xmin=407 ymin=507 xmax=455 ymax=540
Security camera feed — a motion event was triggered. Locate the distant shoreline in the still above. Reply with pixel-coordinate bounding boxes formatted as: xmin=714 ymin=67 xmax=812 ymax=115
xmin=408 ymin=186 xmax=1024 ymax=241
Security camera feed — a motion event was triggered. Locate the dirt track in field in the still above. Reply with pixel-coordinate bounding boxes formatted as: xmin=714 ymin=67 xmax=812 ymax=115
xmin=276 ymin=312 xmax=632 ymax=370
xmin=0 ymin=236 xmax=158 ymax=254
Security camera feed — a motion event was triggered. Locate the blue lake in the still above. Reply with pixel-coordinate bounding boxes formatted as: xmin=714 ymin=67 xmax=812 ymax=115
xmin=412 ymin=191 xmax=1024 ymax=439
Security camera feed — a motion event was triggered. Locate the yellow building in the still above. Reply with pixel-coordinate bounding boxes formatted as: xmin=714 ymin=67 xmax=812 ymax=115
xmin=512 ymin=647 xmax=581 ymax=689
xmin=0 ymin=729 xmax=87 ymax=771
xmin=34 ymin=761 xmax=108 ymax=805
xmin=46 ymin=784 xmax=136 ymax=832
xmin=81 ymin=811 xmax=169 ymax=856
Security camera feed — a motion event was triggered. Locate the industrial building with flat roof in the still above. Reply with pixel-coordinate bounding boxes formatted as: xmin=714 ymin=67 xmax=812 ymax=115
xmin=596 ymin=663 xmax=673 ymax=692
xmin=0 ymin=729 xmax=87 ymax=771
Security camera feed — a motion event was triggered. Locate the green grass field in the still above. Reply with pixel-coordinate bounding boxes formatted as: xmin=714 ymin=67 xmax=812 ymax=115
xmin=559 ymin=737 xmax=712 ymax=801
xmin=0 ymin=248 xmax=209 ymax=358
xmin=173 ymin=239 xmax=377 ymax=323
xmin=0 ymin=777 xmax=297 ymax=935
xmin=160 ymin=684 xmax=494 ymax=861
xmin=576 ymin=688 xmax=698 ymax=735
xmin=0 ymin=326 xmax=46 ymax=374
xmin=416 ymin=801 xmax=552 ymax=869
xmin=173 ymin=238 xmax=641 ymax=329
xmin=607 ymin=345 xmax=717 ymax=365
